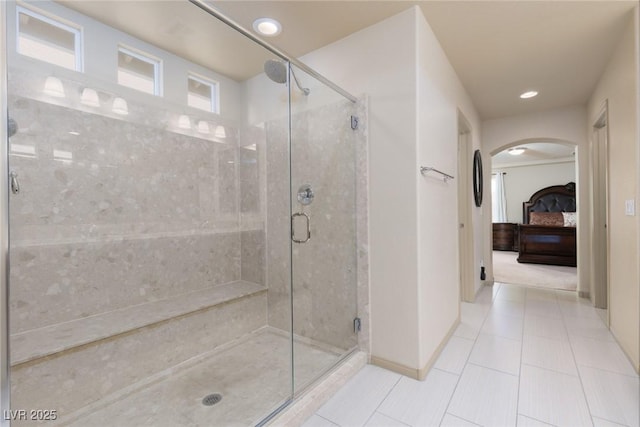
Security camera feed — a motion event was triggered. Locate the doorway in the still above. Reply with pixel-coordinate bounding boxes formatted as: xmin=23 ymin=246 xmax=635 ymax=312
xmin=458 ymin=112 xmax=474 ymax=302
xmin=490 ymin=141 xmax=578 ymax=292
xmin=591 ymin=106 xmax=609 ymax=313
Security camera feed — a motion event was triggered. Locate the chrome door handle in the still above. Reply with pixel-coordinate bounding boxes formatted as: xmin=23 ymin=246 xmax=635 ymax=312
xmin=291 ymin=212 xmax=311 ymax=243
xmin=9 ymin=171 xmax=19 ymax=195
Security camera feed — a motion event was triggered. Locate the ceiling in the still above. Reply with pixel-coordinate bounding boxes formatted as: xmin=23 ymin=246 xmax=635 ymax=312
xmin=58 ymin=0 xmax=637 ymax=120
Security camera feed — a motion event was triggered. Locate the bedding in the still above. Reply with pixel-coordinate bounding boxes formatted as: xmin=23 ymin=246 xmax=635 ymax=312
xmin=562 ymin=212 xmax=577 ymax=227
xmin=529 ymin=212 xmax=564 ymax=226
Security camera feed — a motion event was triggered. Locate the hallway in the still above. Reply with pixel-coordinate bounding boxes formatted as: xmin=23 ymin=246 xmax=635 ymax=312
xmin=303 ymin=284 xmax=640 ymax=427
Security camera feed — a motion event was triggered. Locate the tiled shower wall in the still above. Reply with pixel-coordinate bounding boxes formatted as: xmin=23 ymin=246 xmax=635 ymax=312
xmin=264 ymin=99 xmax=362 ymax=352
xmin=239 ymin=125 xmax=266 ymax=287
xmin=7 ymin=70 xmax=259 ymax=335
xmin=8 ymin=68 xmax=367 ymax=356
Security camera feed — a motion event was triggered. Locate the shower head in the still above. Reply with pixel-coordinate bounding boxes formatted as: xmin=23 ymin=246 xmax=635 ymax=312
xmin=264 ymin=59 xmax=287 ymax=84
xmin=263 ymin=59 xmax=310 ymax=96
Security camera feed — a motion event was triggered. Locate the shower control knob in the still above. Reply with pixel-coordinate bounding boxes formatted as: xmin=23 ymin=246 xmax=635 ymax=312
xmin=297 ymin=184 xmax=314 ymax=206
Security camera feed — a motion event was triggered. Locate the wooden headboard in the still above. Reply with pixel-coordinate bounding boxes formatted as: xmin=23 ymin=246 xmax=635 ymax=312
xmin=523 ymin=182 xmax=576 ymax=224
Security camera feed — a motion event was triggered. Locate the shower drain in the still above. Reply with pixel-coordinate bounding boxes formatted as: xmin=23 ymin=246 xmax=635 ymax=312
xmin=202 ymin=393 xmax=223 ymax=406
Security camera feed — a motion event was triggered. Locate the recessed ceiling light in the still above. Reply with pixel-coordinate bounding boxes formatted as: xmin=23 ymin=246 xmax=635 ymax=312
xmin=520 ymin=90 xmax=538 ymax=99
xmin=253 ymin=18 xmax=282 ymax=37
xmin=508 ymin=147 xmax=526 ymax=156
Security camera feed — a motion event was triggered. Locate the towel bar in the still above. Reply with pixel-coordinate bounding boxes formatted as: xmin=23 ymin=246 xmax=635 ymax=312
xmin=420 ymin=166 xmax=454 ymax=182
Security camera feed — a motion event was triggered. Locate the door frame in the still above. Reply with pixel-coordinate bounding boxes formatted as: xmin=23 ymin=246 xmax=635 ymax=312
xmin=458 ymin=111 xmax=475 ymax=302
xmin=591 ymin=102 xmax=610 ymax=314
xmin=1 ymin=0 xmax=11 ymax=422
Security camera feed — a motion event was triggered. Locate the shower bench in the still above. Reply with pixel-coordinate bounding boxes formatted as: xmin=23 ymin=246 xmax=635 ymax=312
xmin=10 ymin=280 xmax=267 ymax=422
xmin=12 ymin=280 xmax=266 ymax=365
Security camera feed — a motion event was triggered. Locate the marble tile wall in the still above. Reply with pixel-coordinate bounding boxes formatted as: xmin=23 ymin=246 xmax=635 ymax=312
xmin=264 ymin=115 xmax=294 ymax=335
xmin=8 ymin=96 xmax=239 ymax=244
xmin=7 ymin=71 xmax=255 ymax=336
xmin=265 ymin=98 xmax=365 ymax=353
xmin=10 ymin=232 xmax=241 ymax=333
xmin=239 ymin=125 xmax=267 ymax=286
xmin=241 ymin=230 xmax=265 ymax=286
xmin=7 ymin=70 xmax=368 ymax=354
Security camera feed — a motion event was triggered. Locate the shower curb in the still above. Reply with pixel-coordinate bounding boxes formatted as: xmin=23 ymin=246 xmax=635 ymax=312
xmin=265 ymin=350 xmax=368 ymax=427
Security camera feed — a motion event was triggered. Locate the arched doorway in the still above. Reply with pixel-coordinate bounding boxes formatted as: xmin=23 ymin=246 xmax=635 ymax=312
xmin=489 ymin=140 xmax=579 ymax=293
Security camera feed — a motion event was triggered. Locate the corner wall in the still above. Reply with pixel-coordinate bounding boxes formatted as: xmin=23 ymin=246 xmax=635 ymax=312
xmin=415 ymin=8 xmax=482 ymax=371
xmin=302 ymin=6 xmax=481 ymax=377
xmin=587 ymin=9 xmax=639 ymax=372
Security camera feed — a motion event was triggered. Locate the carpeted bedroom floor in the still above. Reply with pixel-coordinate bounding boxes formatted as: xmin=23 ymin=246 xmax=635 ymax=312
xmin=492 ymin=250 xmax=577 ymax=291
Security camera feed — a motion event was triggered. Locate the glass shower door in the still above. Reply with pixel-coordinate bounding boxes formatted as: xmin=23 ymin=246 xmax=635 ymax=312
xmin=288 ymin=63 xmax=359 ymax=394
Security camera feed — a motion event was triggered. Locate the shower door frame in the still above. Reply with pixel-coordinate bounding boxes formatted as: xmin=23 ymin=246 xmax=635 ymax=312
xmin=1 ymin=1 xmax=12 ymax=425
xmin=286 ymin=62 xmax=361 ymax=401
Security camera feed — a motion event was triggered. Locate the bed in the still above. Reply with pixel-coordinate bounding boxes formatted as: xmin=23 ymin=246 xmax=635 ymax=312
xmin=517 ymin=182 xmax=577 ymax=267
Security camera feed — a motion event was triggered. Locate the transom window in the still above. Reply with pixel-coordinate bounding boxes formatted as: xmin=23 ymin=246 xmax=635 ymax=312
xmin=188 ymin=74 xmax=219 ymax=113
xmin=117 ymin=46 xmax=161 ymax=96
xmin=17 ymin=6 xmax=83 ymax=71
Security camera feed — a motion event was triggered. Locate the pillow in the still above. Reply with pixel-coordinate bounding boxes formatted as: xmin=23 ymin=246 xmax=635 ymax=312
xmin=529 ymin=212 xmax=564 ymax=226
xmin=562 ymin=212 xmax=577 ymax=227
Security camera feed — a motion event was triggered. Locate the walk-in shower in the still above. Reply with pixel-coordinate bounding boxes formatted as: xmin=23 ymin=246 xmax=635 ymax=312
xmin=0 ymin=0 xmax=364 ymax=425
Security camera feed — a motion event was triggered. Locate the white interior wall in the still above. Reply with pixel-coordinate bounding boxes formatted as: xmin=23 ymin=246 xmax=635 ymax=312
xmin=483 ymin=106 xmax=587 ymax=147
xmin=482 ymin=105 xmax=588 ymax=293
xmin=415 ymin=7 xmax=482 ymax=370
xmin=587 ymin=10 xmax=639 ymax=372
xmin=494 ymin=162 xmax=576 ymax=224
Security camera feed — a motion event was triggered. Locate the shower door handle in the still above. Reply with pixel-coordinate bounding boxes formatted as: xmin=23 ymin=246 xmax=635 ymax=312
xmin=291 ymin=212 xmax=311 ymax=243
xmin=9 ymin=171 xmax=20 ymax=195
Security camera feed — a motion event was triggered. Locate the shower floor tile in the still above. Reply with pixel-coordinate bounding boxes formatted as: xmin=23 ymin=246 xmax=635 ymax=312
xmin=66 ymin=328 xmax=341 ymax=427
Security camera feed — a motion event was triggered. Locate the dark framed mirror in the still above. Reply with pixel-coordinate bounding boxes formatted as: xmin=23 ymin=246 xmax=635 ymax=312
xmin=473 ymin=149 xmax=483 ymax=207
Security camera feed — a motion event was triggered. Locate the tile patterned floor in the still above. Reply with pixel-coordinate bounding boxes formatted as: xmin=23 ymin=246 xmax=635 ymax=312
xmin=304 ymin=283 xmax=640 ymax=427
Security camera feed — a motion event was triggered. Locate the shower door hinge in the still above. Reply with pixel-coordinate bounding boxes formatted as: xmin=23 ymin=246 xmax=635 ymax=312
xmin=350 ymin=115 xmax=359 ymax=130
xmin=353 ymin=317 xmax=361 ymax=333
